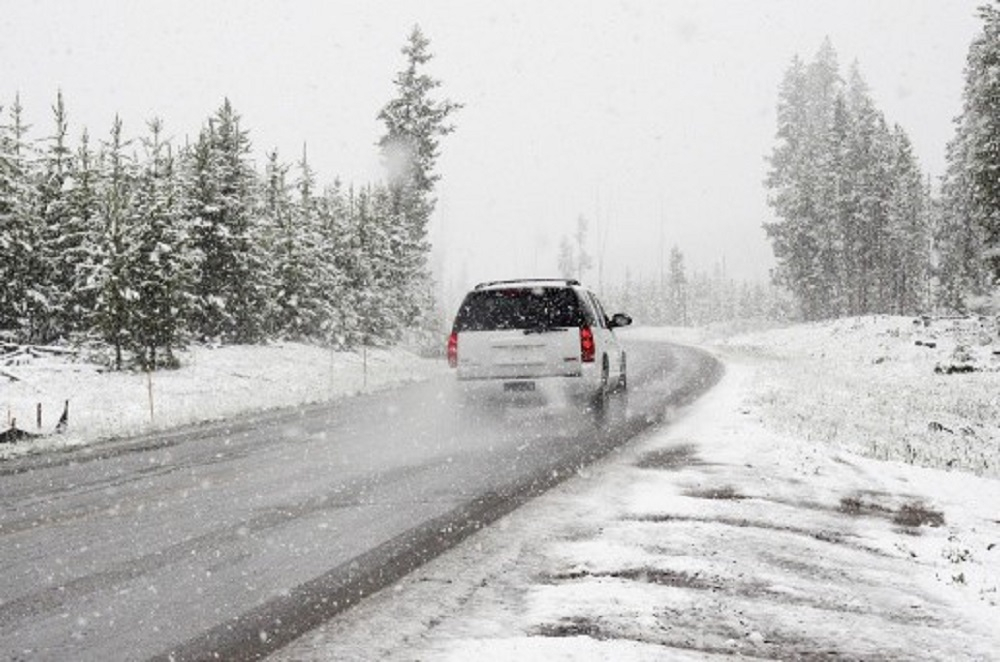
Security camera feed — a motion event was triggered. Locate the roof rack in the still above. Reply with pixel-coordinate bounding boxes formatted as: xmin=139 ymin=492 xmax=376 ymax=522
xmin=474 ymin=278 xmax=581 ymax=290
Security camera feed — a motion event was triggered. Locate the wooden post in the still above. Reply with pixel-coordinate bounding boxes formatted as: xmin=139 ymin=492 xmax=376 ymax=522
xmin=56 ymin=400 xmax=69 ymax=433
xmin=37 ymin=403 xmax=42 ymax=430
xmin=147 ymin=368 xmax=155 ymax=424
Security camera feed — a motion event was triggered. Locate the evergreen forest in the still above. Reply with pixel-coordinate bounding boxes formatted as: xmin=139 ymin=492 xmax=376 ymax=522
xmin=764 ymin=4 xmax=1000 ymax=321
xmin=0 ymin=26 xmax=459 ymax=370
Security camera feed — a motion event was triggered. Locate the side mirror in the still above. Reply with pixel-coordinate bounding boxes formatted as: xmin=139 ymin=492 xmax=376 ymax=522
xmin=608 ymin=313 xmax=632 ymax=329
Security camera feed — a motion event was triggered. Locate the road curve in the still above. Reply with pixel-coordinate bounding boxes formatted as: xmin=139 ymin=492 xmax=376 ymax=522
xmin=0 ymin=340 xmax=720 ymax=661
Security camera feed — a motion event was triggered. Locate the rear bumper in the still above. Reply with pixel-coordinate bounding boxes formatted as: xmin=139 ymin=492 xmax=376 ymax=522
xmin=454 ymin=366 xmax=601 ymax=404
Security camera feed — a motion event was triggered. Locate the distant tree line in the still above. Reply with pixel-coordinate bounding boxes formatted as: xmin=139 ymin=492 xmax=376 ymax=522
xmin=604 ymin=247 xmax=790 ymax=328
xmin=0 ymin=26 xmax=458 ymax=369
xmin=765 ymin=4 xmax=1000 ymax=321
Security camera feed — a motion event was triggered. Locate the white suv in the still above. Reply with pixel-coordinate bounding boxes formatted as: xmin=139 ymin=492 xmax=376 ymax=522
xmin=447 ymin=279 xmax=631 ymax=413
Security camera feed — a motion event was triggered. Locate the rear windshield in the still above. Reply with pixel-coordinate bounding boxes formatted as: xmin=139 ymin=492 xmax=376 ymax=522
xmin=453 ymin=287 xmax=585 ymax=332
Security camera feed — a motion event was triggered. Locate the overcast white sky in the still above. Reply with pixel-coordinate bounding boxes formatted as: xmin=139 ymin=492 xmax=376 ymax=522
xmin=1 ymin=0 xmax=984 ymax=300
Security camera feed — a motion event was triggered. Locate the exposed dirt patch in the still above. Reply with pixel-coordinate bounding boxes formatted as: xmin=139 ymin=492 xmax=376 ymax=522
xmin=685 ymin=485 xmax=745 ymax=500
xmin=635 ymin=443 xmax=704 ymax=471
xmin=840 ymin=494 xmax=945 ymax=530
xmin=549 ymin=567 xmax=716 ymax=590
xmin=893 ymin=502 xmax=945 ymax=529
xmin=839 ymin=495 xmax=892 ymax=516
xmin=534 ymin=616 xmax=608 ymax=639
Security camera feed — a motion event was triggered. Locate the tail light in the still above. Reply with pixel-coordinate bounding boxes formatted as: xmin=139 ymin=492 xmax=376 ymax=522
xmin=447 ymin=332 xmax=459 ymax=368
xmin=580 ymin=326 xmax=595 ymax=363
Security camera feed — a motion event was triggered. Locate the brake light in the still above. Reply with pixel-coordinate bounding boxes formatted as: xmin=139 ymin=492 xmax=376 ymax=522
xmin=447 ymin=332 xmax=459 ymax=368
xmin=580 ymin=326 xmax=595 ymax=363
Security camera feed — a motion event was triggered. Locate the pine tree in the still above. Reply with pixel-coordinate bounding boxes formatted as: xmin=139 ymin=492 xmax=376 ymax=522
xmin=185 ymin=99 xmax=267 ymax=343
xmin=260 ymin=147 xmax=340 ymax=341
xmin=0 ymin=96 xmax=43 ymax=341
xmin=667 ymin=245 xmax=688 ymax=325
xmin=574 ymin=215 xmax=593 ymax=281
xmin=845 ymin=68 xmax=896 ymax=314
xmin=128 ymin=118 xmax=195 ymax=368
xmin=0 ymin=100 xmax=19 ymax=335
xmin=939 ymin=1 xmax=1000 ymax=308
xmin=885 ymin=126 xmax=931 ymax=314
xmin=765 ymin=54 xmax=826 ymax=319
xmin=64 ymin=129 xmax=102 ymax=336
xmin=376 ymin=26 xmax=461 ymax=332
xmin=92 ymin=116 xmax=136 ymax=370
xmin=259 ymin=150 xmax=295 ymax=337
xmin=340 ymin=185 xmax=396 ymax=346
xmin=35 ymin=91 xmax=77 ymax=341
xmin=317 ymin=179 xmax=355 ymax=347
xmin=557 ymin=237 xmax=575 ymax=279
xmin=293 ymin=149 xmax=345 ymax=342
xmin=766 ymin=41 xmax=933 ymax=319
xmin=806 ymin=39 xmax=848 ymax=318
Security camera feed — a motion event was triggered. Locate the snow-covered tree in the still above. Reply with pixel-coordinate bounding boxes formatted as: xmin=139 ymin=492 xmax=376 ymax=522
xmin=0 ymin=97 xmax=43 ymax=341
xmin=765 ymin=40 xmax=933 ymax=319
xmin=185 ymin=99 xmax=267 ymax=344
xmin=376 ymin=26 xmax=460 ymax=334
xmin=259 ymin=148 xmax=342 ymax=341
xmin=34 ymin=91 xmax=79 ymax=341
xmin=127 ymin=118 xmax=196 ymax=368
xmin=765 ymin=54 xmax=827 ymax=319
xmin=557 ymin=237 xmax=575 ymax=280
xmin=91 ymin=116 xmax=137 ymax=370
xmin=667 ymin=245 xmax=688 ymax=325
xmin=63 ymin=129 xmax=102 ymax=337
xmin=555 ymin=216 xmax=593 ymax=282
xmin=338 ymin=185 xmax=398 ymax=346
xmin=885 ymin=126 xmax=932 ymax=314
xmin=938 ymin=1 xmax=1000 ymax=309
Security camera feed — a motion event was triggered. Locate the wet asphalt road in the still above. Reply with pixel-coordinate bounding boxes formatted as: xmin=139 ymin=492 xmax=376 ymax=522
xmin=0 ymin=340 xmax=720 ymax=661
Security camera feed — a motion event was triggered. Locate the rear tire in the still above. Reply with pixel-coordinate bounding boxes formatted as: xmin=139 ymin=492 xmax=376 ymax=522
xmin=617 ymin=352 xmax=628 ymax=392
xmin=590 ymin=356 xmax=611 ymax=422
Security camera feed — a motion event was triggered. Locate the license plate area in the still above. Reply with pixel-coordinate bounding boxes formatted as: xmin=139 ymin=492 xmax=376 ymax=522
xmin=504 ymin=381 xmax=536 ymax=392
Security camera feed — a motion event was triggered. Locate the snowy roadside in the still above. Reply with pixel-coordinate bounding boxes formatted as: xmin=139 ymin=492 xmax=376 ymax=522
xmin=274 ymin=318 xmax=1000 ymax=661
xmin=0 ymin=342 xmax=446 ymax=461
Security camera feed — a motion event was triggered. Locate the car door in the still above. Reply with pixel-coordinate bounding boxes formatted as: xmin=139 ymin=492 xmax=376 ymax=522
xmin=585 ymin=290 xmax=623 ymax=379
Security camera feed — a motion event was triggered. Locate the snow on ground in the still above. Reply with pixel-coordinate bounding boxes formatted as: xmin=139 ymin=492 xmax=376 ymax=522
xmin=273 ymin=317 xmax=1000 ymax=661
xmin=3 ymin=318 xmax=998 ymax=659
xmin=0 ymin=342 xmax=446 ymax=460
xmin=711 ymin=315 xmax=1000 ymax=477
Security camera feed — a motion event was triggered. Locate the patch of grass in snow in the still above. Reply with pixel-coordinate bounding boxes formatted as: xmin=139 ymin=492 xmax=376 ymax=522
xmin=634 ymin=443 xmax=704 ymax=470
xmin=839 ymin=495 xmax=945 ymax=530
xmin=892 ymin=502 xmax=945 ymax=529
xmin=534 ymin=616 xmax=607 ymax=639
xmin=548 ymin=567 xmax=714 ymax=590
xmin=684 ymin=485 xmax=745 ymax=500
xmin=720 ymin=315 xmax=1000 ymax=478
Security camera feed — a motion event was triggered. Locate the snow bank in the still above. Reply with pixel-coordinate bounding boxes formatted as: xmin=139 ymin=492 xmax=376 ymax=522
xmin=634 ymin=315 xmax=1000 ymax=477
xmin=0 ymin=342 xmax=446 ymax=460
